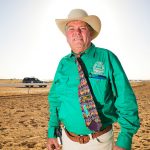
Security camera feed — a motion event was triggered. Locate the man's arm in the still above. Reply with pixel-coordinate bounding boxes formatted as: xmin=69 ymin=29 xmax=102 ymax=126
xmin=109 ymin=52 xmax=140 ymax=150
xmin=47 ymin=59 xmax=63 ymax=149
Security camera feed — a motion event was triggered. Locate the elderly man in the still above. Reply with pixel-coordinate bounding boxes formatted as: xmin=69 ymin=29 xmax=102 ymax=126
xmin=47 ymin=9 xmax=140 ymax=150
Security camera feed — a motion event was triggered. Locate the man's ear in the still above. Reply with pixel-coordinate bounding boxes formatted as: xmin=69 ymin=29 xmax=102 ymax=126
xmin=90 ymin=31 xmax=94 ymax=40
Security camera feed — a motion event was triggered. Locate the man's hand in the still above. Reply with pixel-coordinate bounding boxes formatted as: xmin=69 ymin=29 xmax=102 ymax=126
xmin=47 ymin=138 xmax=61 ymax=150
xmin=113 ymin=145 xmax=126 ymax=150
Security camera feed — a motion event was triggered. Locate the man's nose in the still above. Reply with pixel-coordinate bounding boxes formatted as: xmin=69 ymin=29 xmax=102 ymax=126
xmin=74 ymin=28 xmax=81 ymax=34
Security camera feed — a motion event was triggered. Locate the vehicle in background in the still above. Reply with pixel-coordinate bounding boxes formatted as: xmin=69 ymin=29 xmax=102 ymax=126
xmin=22 ymin=77 xmax=47 ymax=88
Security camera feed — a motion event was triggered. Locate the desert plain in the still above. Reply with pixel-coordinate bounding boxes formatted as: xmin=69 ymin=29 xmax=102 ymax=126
xmin=0 ymin=79 xmax=150 ymax=150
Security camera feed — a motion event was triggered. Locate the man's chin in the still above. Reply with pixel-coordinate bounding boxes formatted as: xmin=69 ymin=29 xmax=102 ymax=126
xmin=73 ymin=43 xmax=84 ymax=48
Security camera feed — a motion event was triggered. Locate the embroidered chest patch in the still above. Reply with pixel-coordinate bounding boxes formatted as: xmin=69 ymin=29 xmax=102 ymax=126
xmin=92 ymin=61 xmax=104 ymax=75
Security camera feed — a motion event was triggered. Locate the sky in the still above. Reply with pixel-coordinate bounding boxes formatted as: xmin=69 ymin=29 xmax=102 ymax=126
xmin=0 ymin=0 xmax=150 ymax=80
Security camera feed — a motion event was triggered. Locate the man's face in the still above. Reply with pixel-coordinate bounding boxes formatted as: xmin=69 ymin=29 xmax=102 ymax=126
xmin=65 ymin=20 xmax=92 ymax=54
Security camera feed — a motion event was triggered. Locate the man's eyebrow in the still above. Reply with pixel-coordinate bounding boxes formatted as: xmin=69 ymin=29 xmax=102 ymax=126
xmin=65 ymin=25 xmax=88 ymax=31
xmin=65 ymin=25 xmax=73 ymax=31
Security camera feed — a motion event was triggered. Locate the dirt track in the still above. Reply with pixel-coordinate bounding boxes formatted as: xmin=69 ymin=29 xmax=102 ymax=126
xmin=0 ymin=81 xmax=150 ymax=150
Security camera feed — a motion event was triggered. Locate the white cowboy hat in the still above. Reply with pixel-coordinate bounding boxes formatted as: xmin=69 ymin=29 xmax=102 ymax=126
xmin=55 ymin=9 xmax=101 ymax=40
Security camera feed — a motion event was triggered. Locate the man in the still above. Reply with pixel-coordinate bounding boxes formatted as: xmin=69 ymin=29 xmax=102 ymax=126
xmin=47 ymin=9 xmax=140 ymax=150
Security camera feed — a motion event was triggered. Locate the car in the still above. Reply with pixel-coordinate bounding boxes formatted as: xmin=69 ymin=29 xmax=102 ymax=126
xmin=23 ymin=77 xmax=43 ymax=83
xmin=22 ymin=77 xmax=47 ymax=87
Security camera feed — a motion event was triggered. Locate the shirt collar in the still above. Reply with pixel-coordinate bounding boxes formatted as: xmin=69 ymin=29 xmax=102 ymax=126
xmin=68 ymin=43 xmax=95 ymax=58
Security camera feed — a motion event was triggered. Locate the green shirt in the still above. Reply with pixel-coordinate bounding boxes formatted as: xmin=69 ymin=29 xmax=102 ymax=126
xmin=48 ymin=43 xmax=140 ymax=150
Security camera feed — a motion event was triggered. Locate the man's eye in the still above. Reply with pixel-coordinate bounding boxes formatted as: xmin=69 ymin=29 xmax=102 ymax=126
xmin=67 ymin=27 xmax=74 ymax=31
xmin=80 ymin=27 xmax=87 ymax=30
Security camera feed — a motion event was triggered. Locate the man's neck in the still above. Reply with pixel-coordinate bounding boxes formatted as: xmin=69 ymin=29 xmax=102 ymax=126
xmin=72 ymin=43 xmax=92 ymax=55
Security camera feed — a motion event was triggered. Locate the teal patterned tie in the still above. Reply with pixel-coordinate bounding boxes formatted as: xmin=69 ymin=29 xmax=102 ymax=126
xmin=76 ymin=56 xmax=102 ymax=132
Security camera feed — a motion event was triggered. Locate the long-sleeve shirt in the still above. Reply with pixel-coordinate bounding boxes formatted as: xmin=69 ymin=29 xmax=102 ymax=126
xmin=48 ymin=43 xmax=140 ymax=150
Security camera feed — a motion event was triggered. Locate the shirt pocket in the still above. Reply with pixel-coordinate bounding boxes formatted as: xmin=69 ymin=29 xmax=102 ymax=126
xmin=67 ymin=76 xmax=79 ymax=87
xmin=66 ymin=76 xmax=79 ymax=94
xmin=89 ymin=74 xmax=108 ymax=105
xmin=55 ymin=76 xmax=69 ymax=95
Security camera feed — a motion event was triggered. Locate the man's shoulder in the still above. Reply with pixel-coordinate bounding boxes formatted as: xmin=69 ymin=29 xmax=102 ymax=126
xmin=94 ymin=46 xmax=113 ymax=55
xmin=58 ymin=53 xmax=72 ymax=64
xmin=61 ymin=53 xmax=71 ymax=60
xmin=94 ymin=46 xmax=118 ymax=61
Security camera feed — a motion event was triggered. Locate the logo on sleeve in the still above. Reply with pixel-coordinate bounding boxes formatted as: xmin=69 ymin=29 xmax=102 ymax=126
xmin=92 ymin=61 xmax=104 ymax=75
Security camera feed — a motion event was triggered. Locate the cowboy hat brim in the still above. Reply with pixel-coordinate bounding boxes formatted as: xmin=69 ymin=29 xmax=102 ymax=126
xmin=55 ymin=15 xmax=101 ymax=40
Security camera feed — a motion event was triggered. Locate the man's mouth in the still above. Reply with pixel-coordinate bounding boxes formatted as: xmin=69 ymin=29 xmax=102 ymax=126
xmin=74 ymin=38 xmax=83 ymax=41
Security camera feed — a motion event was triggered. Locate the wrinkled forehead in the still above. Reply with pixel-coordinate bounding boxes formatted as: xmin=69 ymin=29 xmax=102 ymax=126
xmin=66 ymin=20 xmax=88 ymax=27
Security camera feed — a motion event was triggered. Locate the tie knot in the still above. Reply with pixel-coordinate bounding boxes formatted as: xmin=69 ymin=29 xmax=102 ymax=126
xmin=76 ymin=54 xmax=80 ymax=58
